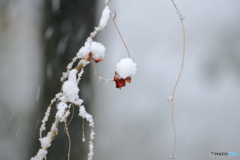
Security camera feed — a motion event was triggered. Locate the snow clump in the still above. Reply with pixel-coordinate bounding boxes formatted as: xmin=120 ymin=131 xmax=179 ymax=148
xmin=61 ymin=69 xmax=79 ymax=103
xmin=97 ymin=6 xmax=111 ymax=31
xmin=90 ymin=42 xmax=105 ymax=62
xmin=116 ymin=57 xmax=137 ymax=79
xmin=77 ymin=41 xmax=105 ymax=62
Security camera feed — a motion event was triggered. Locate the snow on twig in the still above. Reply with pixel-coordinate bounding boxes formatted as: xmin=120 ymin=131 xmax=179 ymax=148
xmin=31 ymin=1 xmax=112 ymax=160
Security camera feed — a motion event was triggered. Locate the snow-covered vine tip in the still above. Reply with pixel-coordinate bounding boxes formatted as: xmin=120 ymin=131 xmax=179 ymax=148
xmin=114 ymin=57 xmax=137 ymax=89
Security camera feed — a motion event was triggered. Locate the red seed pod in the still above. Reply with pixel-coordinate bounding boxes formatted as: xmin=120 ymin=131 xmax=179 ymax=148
xmin=114 ymin=72 xmax=130 ymax=89
xmin=115 ymin=79 xmax=126 ymax=89
xmin=94 ymin=59 xmax=103 ymax=63
xmin=85 ymin=52 xmax=92 ymax=61
xmin=125 ymin=77 xmax=131 ymax=83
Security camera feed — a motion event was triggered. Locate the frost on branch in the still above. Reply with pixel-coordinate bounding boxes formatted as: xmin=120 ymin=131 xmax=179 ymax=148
xmin=31 ymin=0 xmax=136 ymax=159
xmin=114 ymin=57 xmax=137 ymax=89
xmin=56 ymin=102 xmax=70 ymax=122
xmin=31 ymin=1 xmax=112 ymax=160
xmin=77 ymin=43 xmax=91 ymax=59
xmin=96 ymin=6 xmax=111 ymax=31
xmin=79 ymin=105 xmax=95 ymax=160
xmin=61 ymin=69 xmax=81 ymax=104
xmin=79 ymin=105 xmax=94 ymax=127
xmin=32 ymin=66 xmax=94 ymax=160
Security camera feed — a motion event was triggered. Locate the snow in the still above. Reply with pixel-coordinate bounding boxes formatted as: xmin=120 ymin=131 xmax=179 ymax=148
xmin=88 ymin=146 xmax=94 ymax=160
xmin=76 ymin=67 xmax=85 ymax=83
xmin=77 ymin=41 xmax=106 ymax=62
xmin=116 ymin=58 xmax=137 ymax=79
xmin=33 ymin=119 xmax=59 ymax=160
xmin=10 ymin=112 xmax=14 ymax=119
xmin=61 ymin=69 xmax=79 ymax=103
xmin=40 ymin=135 xmax=51 ymax=149
xmin=82 ymin=137 xmax=86 ymax=142
xmin=56 ymin=102 xmax=69 ymax=122
xmin=79 ymin=105 xmax=94 ymax=127
xmin=36 ymin=86 xmax=41 ymax=101
xmin=61 ymin=72 xmax=68 ymax=81
xmin=90 ymin=42 xmax=105 ymax=61
xmin=97 ymin=6 xmax=111 ymax=31
xmin=90 ymin=31 xmax=97 ymax=38
xmin=90 ymin=131 xmax=95 ymax=140
xmin=77 ymin=45 xmax=90 ymax=59
xmin=16 ymin=128 xmax=21 ymax=135
xmin=167 ymin=96 xmax=173 ymax=102
xmin=30 ymin=149 xmax=48 ymax=160
xmin=40 ymin=106 xmax=51 ymax=132
xmin=31 ymin=1 xmax=111 ymax=160
xmin=78 ymin=105 xmax=95 ymax=160
xmin=32 ymin=119 xmax=58 ymax=160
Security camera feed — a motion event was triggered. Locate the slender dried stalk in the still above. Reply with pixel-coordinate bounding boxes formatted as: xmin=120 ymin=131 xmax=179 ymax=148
xmin=64 ymin=122 xmax=71 ymax=160
xmin=169 ymin=0 xmax=186 ymax=159
xmin=91 ymin=59 xmax=113 ymax=82
xmin=111 ymin=11 xmax=131 ymax=58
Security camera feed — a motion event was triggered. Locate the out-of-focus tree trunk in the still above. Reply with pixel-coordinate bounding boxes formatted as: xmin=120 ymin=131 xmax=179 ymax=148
xmin=30 ymin=0 xmax=95 ymax=159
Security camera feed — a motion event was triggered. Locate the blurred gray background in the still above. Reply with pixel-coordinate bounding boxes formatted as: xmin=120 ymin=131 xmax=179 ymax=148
xmin=0 ymin=0 xmax=239 ymax=160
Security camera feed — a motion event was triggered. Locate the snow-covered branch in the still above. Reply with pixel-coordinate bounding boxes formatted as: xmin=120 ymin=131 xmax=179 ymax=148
xmin=31 ymin=0 xmax=137 ymax=159
xmin=31 ymin=1 xmax=113 ymax=160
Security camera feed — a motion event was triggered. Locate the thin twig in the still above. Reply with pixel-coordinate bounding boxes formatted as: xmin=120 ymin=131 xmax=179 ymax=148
xmin=66 ymin=104 xmax=74 ymax=126
xmin=82 ymin=118 xmax=85 ymax=142
xmin=169 ymin=0 xmax=186 ymax=159
xmin=40 ymin=95 xmax=59 ymax=138
xmin=91 ymin=59 xmax=114 ymax=82
xmin=64 ymin=122 xmax=71 ymax=160
xmin=111 ymin=11 xmax=131 ymax=58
